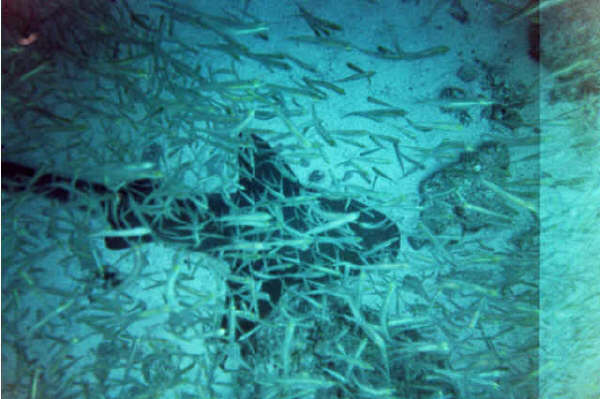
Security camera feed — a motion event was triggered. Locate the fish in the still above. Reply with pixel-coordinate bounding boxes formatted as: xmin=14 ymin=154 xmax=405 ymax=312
xmin=2 ymin=133 xmax=401 ymax=339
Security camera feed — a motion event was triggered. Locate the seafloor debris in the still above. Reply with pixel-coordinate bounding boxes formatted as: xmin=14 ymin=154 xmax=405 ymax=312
xmin=408 ymin=141 xmax=537 ymax=250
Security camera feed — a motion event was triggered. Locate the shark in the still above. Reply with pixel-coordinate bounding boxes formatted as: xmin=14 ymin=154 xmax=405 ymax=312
xmin=2 ymin=133 xmax=401 ymax=338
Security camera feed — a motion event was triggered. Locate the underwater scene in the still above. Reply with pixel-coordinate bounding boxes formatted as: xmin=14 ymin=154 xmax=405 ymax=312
xmin=2 ymin=0 xmax=599 ymax=398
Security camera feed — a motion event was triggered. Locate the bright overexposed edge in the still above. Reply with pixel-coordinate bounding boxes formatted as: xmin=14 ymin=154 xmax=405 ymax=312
xmin=539 ymin=64 xmax=600 ymax=397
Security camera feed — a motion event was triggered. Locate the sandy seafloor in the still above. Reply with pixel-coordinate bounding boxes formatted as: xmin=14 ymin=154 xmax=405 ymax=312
xmin=1 ymin=0 xmax=599 ymax=398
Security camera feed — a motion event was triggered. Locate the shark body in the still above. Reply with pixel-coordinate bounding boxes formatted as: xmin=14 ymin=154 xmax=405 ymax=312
xmin=2 ymin=133 xmax=401 ymax=337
